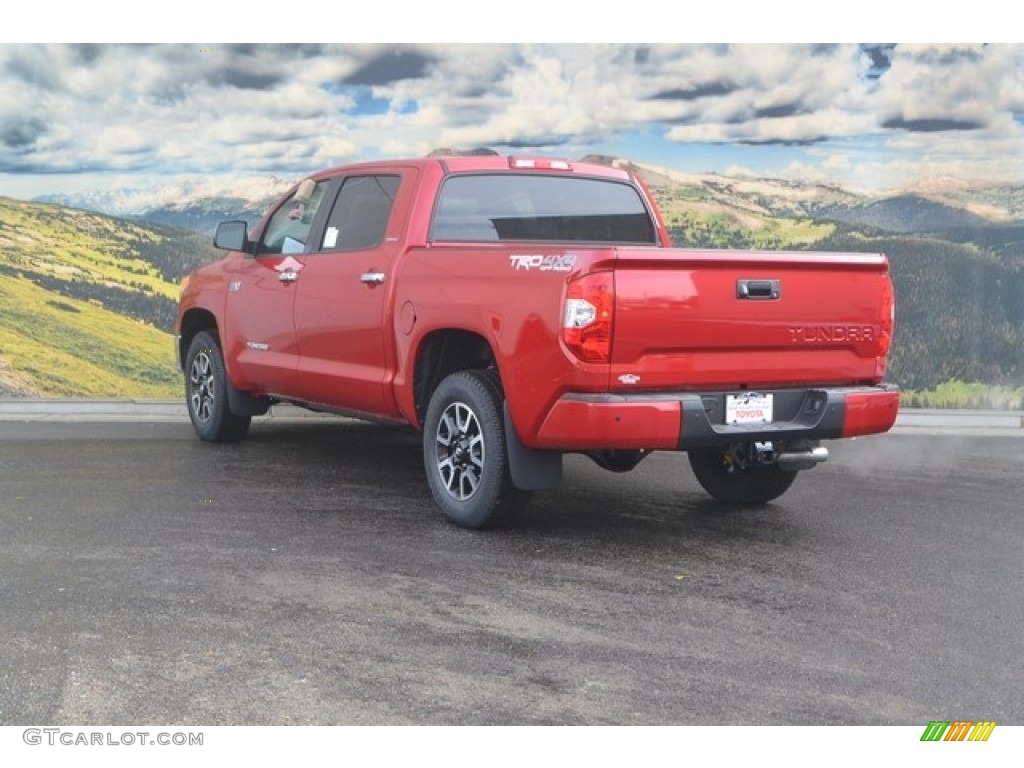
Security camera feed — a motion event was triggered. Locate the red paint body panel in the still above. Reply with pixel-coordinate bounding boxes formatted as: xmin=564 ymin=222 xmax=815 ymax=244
xmin=841 ymin=389 xmax=901 ymax=437
xmin=221 ymin=253 xmax=299 ymax=393
xmin=535 ymin=398 xmax=682 ymax=450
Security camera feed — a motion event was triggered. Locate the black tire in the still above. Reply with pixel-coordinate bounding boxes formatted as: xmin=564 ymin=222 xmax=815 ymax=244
xmin=688 ymin=449 xmax=797 ymax=506
xmin=422 ymin=369 xmax=531 ymax=529
xmin=184 ymin=331 xmax=251 ymax=443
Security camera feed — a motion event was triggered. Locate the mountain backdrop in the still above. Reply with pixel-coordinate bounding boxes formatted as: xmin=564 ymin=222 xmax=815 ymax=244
xmin=1 ymin=156 xmax=1022 ymax=399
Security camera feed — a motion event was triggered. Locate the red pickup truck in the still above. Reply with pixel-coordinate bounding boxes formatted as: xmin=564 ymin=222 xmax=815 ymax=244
xmin=176 ymin=154 xmax=898 ymax=528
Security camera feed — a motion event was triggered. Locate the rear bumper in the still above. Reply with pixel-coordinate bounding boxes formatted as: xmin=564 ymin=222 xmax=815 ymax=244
xmin=531 ymin=384 xmax=900 ymax=450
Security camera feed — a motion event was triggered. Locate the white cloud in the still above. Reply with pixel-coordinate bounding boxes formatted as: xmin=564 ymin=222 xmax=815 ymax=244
xmin=2 ymin=43 xmax=1023 ymax=198
xmin=876 ymin=44 xmax=1003 ymax=127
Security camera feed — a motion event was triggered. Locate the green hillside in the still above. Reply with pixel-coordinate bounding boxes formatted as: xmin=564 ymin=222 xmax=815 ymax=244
xmin=0 ymin=197 xmax=219 ymax=397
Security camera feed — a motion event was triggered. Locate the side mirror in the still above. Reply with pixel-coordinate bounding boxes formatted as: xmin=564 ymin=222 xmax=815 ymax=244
xmin=213 ymin=220 xmax=251 ymax=253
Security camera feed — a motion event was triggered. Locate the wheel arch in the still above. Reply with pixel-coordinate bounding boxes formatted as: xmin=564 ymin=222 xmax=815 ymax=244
xmin=178 ymin=308 xmax=219 ymax=371
xmin=412 ymin=328 xmax=497 ymax=427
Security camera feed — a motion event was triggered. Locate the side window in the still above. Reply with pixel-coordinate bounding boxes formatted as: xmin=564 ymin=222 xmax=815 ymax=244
xmin=321 ymin=175 xmax=400 ymax=252
xmin=260 ymin=179 xmax=327 ymax=255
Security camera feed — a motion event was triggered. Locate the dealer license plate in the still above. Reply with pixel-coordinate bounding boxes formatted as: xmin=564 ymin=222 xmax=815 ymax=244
xmin=726 ymin=393 xmax=773 ymax=425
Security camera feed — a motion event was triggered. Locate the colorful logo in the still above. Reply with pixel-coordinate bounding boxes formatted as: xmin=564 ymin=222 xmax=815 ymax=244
xmin=920 ymin=721 xmax=996 ymax=742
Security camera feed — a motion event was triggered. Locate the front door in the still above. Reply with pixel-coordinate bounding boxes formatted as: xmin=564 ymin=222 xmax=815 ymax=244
xmin=222 ymin=179 xmax=329 ymax=395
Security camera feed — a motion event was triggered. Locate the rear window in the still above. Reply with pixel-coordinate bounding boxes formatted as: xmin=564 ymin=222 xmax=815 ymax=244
xmin=431 ymin=174 xmax=657 ymax=244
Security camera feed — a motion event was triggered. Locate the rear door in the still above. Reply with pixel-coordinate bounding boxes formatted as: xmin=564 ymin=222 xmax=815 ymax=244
xmin=289 ymin=170 xmax=415 ymax=416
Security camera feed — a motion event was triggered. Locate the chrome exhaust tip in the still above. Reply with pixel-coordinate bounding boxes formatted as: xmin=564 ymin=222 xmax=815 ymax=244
xmin=776 ymin=446 xmax=830 ymax=471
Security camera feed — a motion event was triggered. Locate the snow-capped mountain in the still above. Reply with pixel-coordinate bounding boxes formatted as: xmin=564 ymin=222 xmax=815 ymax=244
xmin=35 ymin=175 xmax=297 ymax=233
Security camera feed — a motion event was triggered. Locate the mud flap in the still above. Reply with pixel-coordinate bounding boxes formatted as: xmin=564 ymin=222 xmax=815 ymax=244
xmin=226 ymin=379 xmax=271 ymax=416
xmin=504 ymin=402 xmax=563 ymax=491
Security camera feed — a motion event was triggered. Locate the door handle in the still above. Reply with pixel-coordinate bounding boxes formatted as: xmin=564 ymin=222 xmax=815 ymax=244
xmin=278 ymin=270 xmax=299 ymax=283
xmin=737 ymin=279 xmax=780 ymax=300
xmin=360 ymin=272 xmax=386 ymax=285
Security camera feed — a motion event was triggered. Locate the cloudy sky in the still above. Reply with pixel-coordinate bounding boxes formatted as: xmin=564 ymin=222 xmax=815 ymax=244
xmin=2 ymin=39 xmax=1022 ymax=202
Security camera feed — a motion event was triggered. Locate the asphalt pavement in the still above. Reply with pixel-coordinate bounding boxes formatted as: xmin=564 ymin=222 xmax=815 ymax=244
xmin=1 ymin=400 xmax=1022 ymax=725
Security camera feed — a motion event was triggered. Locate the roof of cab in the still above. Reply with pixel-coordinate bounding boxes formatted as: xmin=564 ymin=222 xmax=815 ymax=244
xmin=306 ymin=155 xmax=633 ymax=182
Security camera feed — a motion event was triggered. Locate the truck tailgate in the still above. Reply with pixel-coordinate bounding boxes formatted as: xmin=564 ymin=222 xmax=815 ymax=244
xmin=610 ymin=248 xmax=893 ymax=390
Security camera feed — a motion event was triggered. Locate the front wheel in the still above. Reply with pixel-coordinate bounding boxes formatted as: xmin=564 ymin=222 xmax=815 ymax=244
xmin=422 ymin=369 xmax=531 ymax=529
xmin=185 ymin=331 xmax=251 ymax=443
xmin=688 ymin=448 xmax=797 ymax=506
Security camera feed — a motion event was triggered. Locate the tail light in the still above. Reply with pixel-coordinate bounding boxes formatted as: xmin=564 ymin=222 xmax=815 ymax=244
xmin=563 ymin=272 xmax=614 ymax=363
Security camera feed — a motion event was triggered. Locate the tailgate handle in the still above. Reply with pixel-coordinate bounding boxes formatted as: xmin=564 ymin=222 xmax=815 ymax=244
xmin=737 ymin=279 xmax=780 ymax=300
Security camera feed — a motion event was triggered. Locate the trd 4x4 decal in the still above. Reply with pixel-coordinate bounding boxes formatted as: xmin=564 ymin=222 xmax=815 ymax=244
xmin=508 ymin=254 xmax=576 ymax=272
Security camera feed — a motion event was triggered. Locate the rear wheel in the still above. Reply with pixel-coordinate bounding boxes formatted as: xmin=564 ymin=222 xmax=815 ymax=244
xmin=423 ymin=369 xmax=530 ymax=529
xmin=185 ymin=331 xmax=251 ymax=443
xmin=688 ymin=447 xmax=797 ymax=505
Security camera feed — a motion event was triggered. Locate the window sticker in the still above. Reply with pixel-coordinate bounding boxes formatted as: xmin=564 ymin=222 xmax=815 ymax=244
xmin=324 ymin=226 xmax=339 ymax=249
